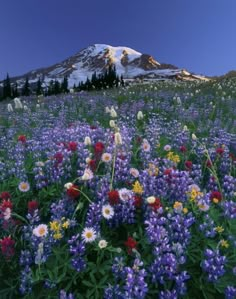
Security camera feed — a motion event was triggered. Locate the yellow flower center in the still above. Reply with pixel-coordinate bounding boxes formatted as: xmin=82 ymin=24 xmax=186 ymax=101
xmin=104 ymin=208 xmax=110 ymax=215
xmin=86 ymin=232 xmax=93 ymax=239
xmin=20 ymin=183 xmax=28 ymax=190
xmin=39 ymin=227 xmax=46 ymax=236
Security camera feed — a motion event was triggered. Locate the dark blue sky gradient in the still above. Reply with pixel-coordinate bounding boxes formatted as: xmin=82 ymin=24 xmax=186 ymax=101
xmin=0 ymin=0 xmax=235 ymax=79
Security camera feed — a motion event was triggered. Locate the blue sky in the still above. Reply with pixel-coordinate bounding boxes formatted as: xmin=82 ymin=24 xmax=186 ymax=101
xmin=0 ymin=0 xmax=235 ymax=79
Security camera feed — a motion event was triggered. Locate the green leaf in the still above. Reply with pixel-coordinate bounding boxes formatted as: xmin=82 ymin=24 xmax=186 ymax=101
xmin=82 ymin=280 xmax=94 ymax=287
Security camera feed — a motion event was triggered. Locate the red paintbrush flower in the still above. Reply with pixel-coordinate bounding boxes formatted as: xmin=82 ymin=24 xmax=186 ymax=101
xmin=206 ymin=159 xmax=213 ymax=168
xmin=108 ymin=190 xmax=120 ymax=205
xmin=216 ymin=147 xmax=224 ymax=156
xmin=164 ymin=168 xmax=172 ymax=176
xmin=149 ymin=197 xmax=162 ymax=211
xmin=0 ymin=199 xmax=13 ymax=211
xmin=0 ymin=236 xmax=15 ymax=259
xmin=18 ymin=135 xmax=26 ymax=143
xmin=185 ymin=160 xmax=193 ymax=170
xmin=124 ymin=237 xmax=137 ymax=254
xmin=180 ymin=145 xmax=187 ymax=153
xmin=210 ymin=191 xmax=222 ymax=203
xmin=68 ymin=141 xmax=77 ymax=152
xmin=54 ymin=152 xmax=63 ymax=164
xmin=94 ymin=142 xmax=104 ymax=155
xmin=0 ymin=192 xmax=11 ymax=200
xmin=67 ymin=185 xmax=80 ymax=199
xmin=133 ymin=195 xmax=142 ymax=208
xmin=89 ymin=159 xmax=97 ymax=172
xmin=28 ymin=200 xmax=39 ymax=214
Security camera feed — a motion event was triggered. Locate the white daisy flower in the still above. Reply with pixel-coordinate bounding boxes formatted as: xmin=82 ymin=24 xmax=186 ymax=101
xmin=118 ymin=188 xmax=133 ymax=202
xmin=188 ymin=184 xmax=200 ymax=192
xmin=102 ymin=204 xmax=114 ymax=219
xmin=33 ymin=224 xmax=48 ymax=238
xmin=142 ymin=139 xmax=150 ymax=152
xmin=197 ymin=200 xmax=210 ymax=212
xmin=82 ymin=227 xmax=97 ymax=243
xmin=81 ymin=168 xmax=94 ymax=180
xmin=101 ymin=153 xmax=112 ymax=163
xmin=18 ymin=182 xmax=30 ymax=192
xmin=98 ymin=239 xmax=108 ymax=249
xmin=129 ymin=168 xmax=139 ymax=178
xmin=164 ymin=144 xmax=171 ymax=151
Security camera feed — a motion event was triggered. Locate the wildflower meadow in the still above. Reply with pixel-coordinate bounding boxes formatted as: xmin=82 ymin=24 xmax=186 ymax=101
xmin=0 ymin=79 xmax=236 ymax=299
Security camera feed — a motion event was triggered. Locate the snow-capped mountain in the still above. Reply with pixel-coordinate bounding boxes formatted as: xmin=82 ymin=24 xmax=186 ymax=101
xmin=4 ymin=44 xmax=210 ymax=87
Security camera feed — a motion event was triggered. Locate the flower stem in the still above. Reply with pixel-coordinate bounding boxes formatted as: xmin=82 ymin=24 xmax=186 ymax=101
xmin=110 ymin=146 xmax=117 ymax=190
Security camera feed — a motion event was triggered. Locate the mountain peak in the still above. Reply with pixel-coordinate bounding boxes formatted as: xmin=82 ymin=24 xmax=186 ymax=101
xmin=3 ymin=44 xmax=209 ymax=88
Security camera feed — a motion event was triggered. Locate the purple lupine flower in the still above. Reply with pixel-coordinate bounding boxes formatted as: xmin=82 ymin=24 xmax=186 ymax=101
xmin=159 ymin=289 xmax=178 ymax=299
xmin=222 ymin=200 xmax=236 ymax=219
xmin=68 ymin=234 xmax=86 ymax=272
xmin=225 ymin=286 xmax=236 ymax=299
xmin=123 ymin=259 xmax=148 ymax=299
xmin=59 ymin=289 xmax=75 ymax=299
xmin=104 ymin=285 xmax=125 ymax=299
xmin=175 ymin=271 xmax=190 ymax=295
xmin=112 ymin=257 xmax=126 ymax=280
xmin=199 ymin=214 xmax=216 ymax=238
xmin=19 ymin=265 xmax=33 ymax=295
xmin=85 ymin=202 xmax=102 ymax=233
xmin=201 ymin=249 xmax=227 ymax=282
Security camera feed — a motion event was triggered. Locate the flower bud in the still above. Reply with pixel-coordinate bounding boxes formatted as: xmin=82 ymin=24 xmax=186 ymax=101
xmin=7 ymin=104 xmax=13 ymax=112
xmin=137 ymin=111 xmax=144 ymax=120
xmin=110 ymin=107 xmax=117 ymax=118
xmin=64 ymin=182 xmax=73 ymax=189
xmin=146 ymin=196 xmax=156 ymax=204
xmin=84 ymin=136 xmax=91 ymax=145
xmin=114 ymin=132 xmax=122 ymax=145
xmin=109 ymin=120 xmax=116 ymax=128
xmin=85 ymin=157 xmax=91 ymax=164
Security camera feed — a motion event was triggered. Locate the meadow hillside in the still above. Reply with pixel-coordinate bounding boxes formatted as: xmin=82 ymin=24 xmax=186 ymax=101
xmin=0 ymin=78 xmax=235 ymax=299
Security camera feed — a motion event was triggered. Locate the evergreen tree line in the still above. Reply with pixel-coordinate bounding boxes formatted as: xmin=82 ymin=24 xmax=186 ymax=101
xmin=0 ymin=65 xmax=124 ymax=100
xmin=0 ymin=74 xmax=69 ymax=100
xmin=74 ymin=65 xmax=124 ymax=92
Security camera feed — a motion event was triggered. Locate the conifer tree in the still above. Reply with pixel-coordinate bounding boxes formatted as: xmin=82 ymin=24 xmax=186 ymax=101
xmin=54 ymin=80 xmax=61 ymax=94
xmin=22 ymin=77 xmax=30 ymax=96
xmin=12 ymin=82 xmax=19 ymax=98
xmin=36 ymin=78 xmax=43 ymax=95
xmin=3 ymin=73 xmax=12 ymax=99
xmin=61 ymin=77 xmax=69 ymax=93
